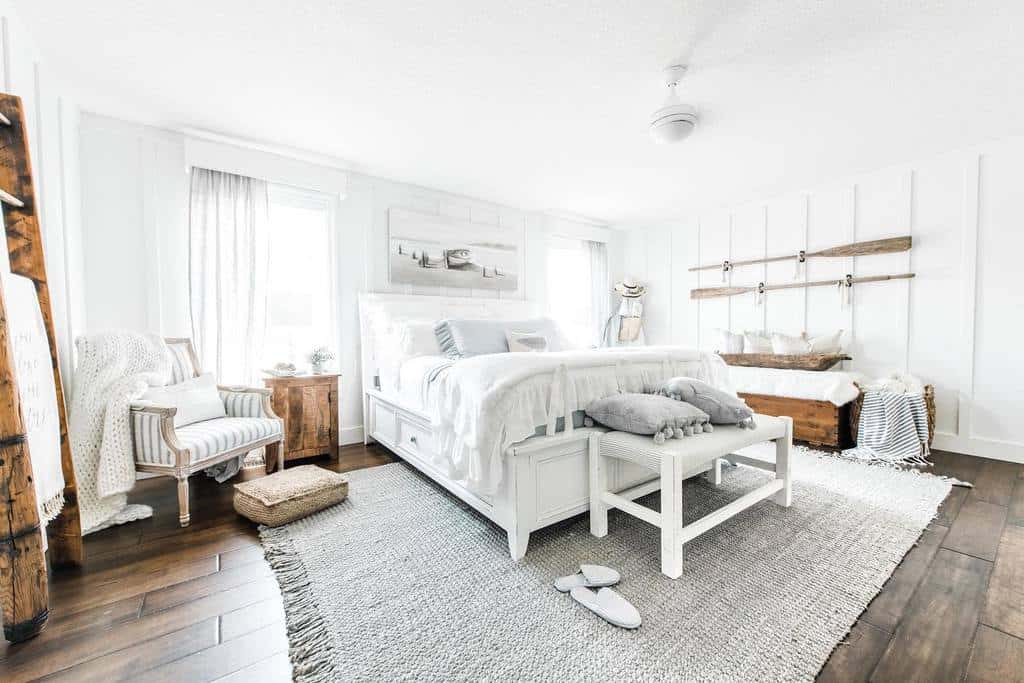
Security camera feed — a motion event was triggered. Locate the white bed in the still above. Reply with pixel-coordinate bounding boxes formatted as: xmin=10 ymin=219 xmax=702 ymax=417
xmin=358 ymin=292 xmax=731 ymax=560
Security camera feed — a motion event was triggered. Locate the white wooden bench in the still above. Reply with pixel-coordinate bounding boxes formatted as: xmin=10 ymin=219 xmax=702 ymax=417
xmin=588 ymin=414 xmax=793 ymax=578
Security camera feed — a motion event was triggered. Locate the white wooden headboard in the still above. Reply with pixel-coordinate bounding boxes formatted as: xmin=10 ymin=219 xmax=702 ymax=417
xmin=357 ymin=292 xmax=540 ymax=422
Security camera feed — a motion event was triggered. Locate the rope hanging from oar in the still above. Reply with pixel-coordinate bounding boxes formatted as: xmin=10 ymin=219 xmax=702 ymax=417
xmin=794 ymin=250 xmax=806 ymax=279
xmin=720 ymin=260 xmax=732 ymax=283
xmin=837 ymin=274 xmax=853 ymax=308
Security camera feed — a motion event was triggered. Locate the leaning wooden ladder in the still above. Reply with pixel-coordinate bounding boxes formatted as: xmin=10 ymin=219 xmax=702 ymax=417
xmin=0 ymin=92 xmax=84 ymax=643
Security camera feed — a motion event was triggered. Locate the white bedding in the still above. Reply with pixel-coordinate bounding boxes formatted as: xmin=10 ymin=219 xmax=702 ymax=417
xmin=425 ymin=347 xmax=730 ymax=495
xmin=727 ymin=365 xmax=862 ymax=406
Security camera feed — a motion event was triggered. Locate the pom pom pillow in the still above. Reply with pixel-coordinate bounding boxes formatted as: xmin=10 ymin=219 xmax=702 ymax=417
xmin=585 ymin=393 xmax=712 ymax=444
xmin=656 ymin=377 xmax=757 ymax=429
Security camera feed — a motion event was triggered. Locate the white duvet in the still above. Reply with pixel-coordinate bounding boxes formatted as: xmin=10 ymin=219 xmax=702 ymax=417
xmin=429 ymin=347 xmax=730 ymax=494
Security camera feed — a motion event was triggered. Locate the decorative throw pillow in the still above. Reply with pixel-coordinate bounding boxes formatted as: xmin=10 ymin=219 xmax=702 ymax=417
xmin=656 ymin=377 xmax=756 ymax=428
xmin=771 ymin=332 xmax=811 ymax=355
xmin=716 ymin=329 xmax=744 ymax=354
xmin=585 ymin=393 xmax=712 ymax=444
xmin=742 ymin=331 xmax=772 ymax=354
xmin=506 ymin=331 xmax=548 ymax=352
xmin=141 ymin=373 xmax=227 ymax=427
xmin=435 ymin=318 xmax=563 ymax=358
xmin=808 ymin=329 xmax=844 ymax=354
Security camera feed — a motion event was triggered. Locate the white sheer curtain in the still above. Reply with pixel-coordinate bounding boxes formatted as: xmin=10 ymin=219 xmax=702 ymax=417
xmin=189 ymin=167 xmax=270 ymax=385
xmin=587 ymin=240 xmax=610 ymax=347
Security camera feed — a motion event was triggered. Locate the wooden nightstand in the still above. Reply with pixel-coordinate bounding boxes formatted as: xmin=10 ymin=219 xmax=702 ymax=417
xmin=263 ymin=373 xmax=340 ymax=465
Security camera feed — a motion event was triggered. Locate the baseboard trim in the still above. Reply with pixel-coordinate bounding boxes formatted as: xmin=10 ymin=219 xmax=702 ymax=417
xmin=933 ymin=431 xmax=1024 ymax=464
xmin=340 ymin=425 xmax=364 ymax=446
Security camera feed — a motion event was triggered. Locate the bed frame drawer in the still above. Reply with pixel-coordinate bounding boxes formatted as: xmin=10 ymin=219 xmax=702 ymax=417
xmin=397 ymin=416 xmax=435 ymax=460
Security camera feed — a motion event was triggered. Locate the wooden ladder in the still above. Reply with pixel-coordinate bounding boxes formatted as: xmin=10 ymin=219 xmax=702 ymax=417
xmin=0 ymin=92 xmax=83 ymax=643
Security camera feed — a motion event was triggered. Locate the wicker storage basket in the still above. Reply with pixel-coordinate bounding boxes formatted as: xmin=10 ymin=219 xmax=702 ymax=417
xmin=849 ymin=384 xmax=936 ymax=447
xmin=233 ymin=464 xmax=348 ymax=527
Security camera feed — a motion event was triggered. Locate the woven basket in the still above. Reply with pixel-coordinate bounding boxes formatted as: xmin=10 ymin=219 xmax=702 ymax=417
xmin=849 ymin=384 xmax=935 ymax=447
xmin=234 ymin=464 xmax=348 ymax=527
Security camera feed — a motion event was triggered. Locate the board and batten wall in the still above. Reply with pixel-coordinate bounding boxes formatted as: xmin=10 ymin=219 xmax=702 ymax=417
xmin=78 ymin=113 xmax=613 ymax=444
xmin=623 ymin=137 xmax=1024 ymax=464
xmin=0 ymin=1 xmax=84 ymax=394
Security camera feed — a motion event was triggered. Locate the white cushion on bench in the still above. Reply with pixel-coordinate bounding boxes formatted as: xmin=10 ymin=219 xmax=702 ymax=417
xmin=599 ymin=414 xmax=787 ymax=471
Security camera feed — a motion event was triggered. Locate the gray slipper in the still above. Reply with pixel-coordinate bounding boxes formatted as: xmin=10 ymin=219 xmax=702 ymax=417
xmin=569 ymin=586 xmax=642 ymax=629
xmin=553 ymin=564 xmax=620 ymax=593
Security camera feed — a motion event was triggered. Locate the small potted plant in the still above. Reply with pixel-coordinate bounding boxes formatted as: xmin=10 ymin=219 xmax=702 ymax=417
xmin=308 ymin=346 xmax=335 ymax=375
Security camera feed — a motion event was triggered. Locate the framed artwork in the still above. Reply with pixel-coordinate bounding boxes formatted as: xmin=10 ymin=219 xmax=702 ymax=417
xmin=387 ymin=208 xmax=519 ymax=291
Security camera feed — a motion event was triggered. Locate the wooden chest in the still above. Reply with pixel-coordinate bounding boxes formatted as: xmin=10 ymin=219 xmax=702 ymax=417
xmin=739 ymin=392 xmax=853 ymax=449
xmin=264 ymin=374 xmax=340 ymax=463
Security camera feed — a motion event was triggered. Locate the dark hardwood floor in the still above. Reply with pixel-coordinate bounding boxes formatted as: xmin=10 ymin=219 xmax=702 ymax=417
xmin=1 ymin=446 xmax=1021 ymax=681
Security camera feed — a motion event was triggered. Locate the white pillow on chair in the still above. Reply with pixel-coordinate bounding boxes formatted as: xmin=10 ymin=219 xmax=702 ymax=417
xmin=142 ymin=373 xmax=227 ymax=427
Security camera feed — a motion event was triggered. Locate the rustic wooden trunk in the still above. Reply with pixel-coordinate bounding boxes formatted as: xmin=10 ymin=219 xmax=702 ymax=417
xmin=739 ymin=392 xmax=853 ymax=448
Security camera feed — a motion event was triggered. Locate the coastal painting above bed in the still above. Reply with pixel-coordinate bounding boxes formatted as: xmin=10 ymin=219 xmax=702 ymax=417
xmin=388 ymin=208 xmax=520 ymax=291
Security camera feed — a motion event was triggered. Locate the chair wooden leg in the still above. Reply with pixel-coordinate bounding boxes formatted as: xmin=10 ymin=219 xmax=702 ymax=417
xmin=177 ymin=477 xmax=190 ymax=527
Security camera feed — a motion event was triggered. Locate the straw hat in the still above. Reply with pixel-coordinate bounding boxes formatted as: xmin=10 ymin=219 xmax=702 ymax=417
xmin=614 ymin=277 xmax=646 ymax=298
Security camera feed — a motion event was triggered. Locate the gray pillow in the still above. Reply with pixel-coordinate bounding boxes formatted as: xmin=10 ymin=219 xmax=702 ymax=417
xmin=585 ymin=393 xmax=712 ymax=444
xmin=435 ymin=318 xmax=563 ymax=359
xmin=656 ymin=377 xmax=756 ymax=428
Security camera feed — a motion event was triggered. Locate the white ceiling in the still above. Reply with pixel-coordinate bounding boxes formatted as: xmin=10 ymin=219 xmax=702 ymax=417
xmin=16 ymin=1 xmax=1024 ymax=226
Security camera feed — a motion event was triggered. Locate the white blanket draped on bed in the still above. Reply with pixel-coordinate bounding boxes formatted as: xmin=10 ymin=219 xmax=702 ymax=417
xmin=430 ymin=347 xmax=730 ymax=494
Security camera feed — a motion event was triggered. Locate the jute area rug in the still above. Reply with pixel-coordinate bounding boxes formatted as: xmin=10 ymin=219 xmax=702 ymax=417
xmin=260 ymin=449 xmax=950 ymax=682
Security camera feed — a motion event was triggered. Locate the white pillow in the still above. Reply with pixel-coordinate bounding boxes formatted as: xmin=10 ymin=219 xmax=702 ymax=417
xmin=399 ymin=321 xmax=441 ymax=358
xmin=771 ymin=332 xmax=811 ymax=355
xmin=808 ymin=330 xmax=844 ymax=354
xmin=743 ymin=331 xmax=772 ymax=354
xmin=506 ymin=331 xmax=549 ymax=352
xmin=141 ymin=373 xmax=227 ymax=427
xmin=716 ymin=329 xmax=744 ymax=354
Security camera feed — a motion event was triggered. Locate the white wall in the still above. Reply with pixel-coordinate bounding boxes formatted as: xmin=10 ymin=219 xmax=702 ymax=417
xmin=623 ymin=138 xmax=1024 ymax=464
xmin=78 ymin=113 xmax=614 ymax=445
xmin=0 ymin=1 xmax=83 ymax=393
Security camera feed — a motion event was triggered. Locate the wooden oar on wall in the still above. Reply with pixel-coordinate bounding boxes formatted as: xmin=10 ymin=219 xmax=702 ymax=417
xmin=688 ymin=236 xmax=912 ymax=273
xmin=691 ymin=273 xmax=915 ymax=300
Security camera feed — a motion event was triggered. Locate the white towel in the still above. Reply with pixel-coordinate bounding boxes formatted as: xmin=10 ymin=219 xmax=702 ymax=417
xmin=2 ymin=272 xmax=65 ymax=525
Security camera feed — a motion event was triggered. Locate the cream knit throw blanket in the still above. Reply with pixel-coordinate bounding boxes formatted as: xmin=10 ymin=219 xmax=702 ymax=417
xmin=70 ymin=331 xmax=171 ymax=533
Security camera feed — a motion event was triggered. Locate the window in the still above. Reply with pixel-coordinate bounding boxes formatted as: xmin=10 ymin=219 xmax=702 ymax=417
xmin=546 ymin=236 xmax=608 ymax=348
xmin=263 ymin=186 xmax=336 ymax=368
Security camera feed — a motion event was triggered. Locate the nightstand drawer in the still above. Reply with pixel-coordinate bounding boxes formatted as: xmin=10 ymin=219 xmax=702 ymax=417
xmin=397 ymin=417 xmax=434 ymax=460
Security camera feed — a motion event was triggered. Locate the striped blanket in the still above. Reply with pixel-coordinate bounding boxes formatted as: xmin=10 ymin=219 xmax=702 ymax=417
xmin=843 ymin=391 xmax=931 ymax=466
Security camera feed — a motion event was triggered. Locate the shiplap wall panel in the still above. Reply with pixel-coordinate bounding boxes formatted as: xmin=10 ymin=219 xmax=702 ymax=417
xmin=623 ymin=136 xmax=1024 ymax=463
xmin=805 ymin=183 xmax=854 ymax=339
xmin=850 ymin=168 xmax=912 ymax=377
xmin=908 ymin=151 xmax=965 ymax=435
xmin=697 ymin=212 xmax=731 ymax=351
xmin=644 ymin=228 xmax=672 ymax=345
xmin=764 ymin=193 xmax=807 ymax=335
xmin=972 ymin=140 xmax=1024 ymax=443
xmin=728 ymin=204 xmax=766 ymax=335
xmin=670 ymin=219 xmax=698 ymax=346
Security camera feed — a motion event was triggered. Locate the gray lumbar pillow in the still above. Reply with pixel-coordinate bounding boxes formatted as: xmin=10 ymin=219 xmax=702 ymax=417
xmin=585 ymin=393 xmax=712 ymax=444
xmin=656 ymin=377 xmax=756 ymax=429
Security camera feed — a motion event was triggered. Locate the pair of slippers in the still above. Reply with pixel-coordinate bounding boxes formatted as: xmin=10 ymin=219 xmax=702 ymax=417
xmin=554 ymin=564 xmax=641 ymax=629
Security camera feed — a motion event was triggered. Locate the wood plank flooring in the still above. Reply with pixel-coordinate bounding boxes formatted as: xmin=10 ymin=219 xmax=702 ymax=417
xmin=1 ymin=446 xmax=1021 ymax=681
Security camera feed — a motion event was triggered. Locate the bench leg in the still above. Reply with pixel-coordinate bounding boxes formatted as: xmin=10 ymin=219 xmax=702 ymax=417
xmin=660 ymin=455 xmax=684 ymax=579
xmin=507 ymin=528 xmax=530 ymax=561
xmin=705 ymin=457 xmax=722 ymax=486
xmin=772 ymin=417 xmax=793 ymax=507
xmin=588 ymin=434 xmax=609 ymax=538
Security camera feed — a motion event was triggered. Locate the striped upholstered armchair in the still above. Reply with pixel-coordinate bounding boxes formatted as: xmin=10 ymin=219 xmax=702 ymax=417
xmin=130 ymin=338 xmax=284 ymax=527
